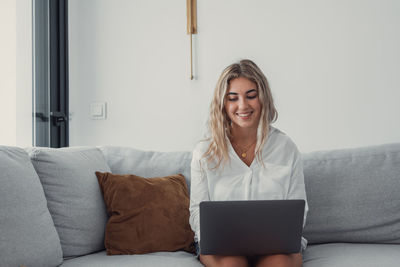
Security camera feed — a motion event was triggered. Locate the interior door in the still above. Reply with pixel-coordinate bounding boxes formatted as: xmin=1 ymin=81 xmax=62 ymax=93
xmin=33 ymin=0 xmax=69 ymax=148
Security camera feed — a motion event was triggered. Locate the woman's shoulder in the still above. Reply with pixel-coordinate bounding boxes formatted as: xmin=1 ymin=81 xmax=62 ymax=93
xmin=267 ymin=126 xmax=300 ymax=154
xmin=192 ymin=139 xmax=212 ymax=158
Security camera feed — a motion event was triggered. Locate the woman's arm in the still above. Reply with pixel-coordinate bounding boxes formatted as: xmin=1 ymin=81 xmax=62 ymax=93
xmin=287 ymin=148 xmax=309 ymax=251
xmin=189 ymin=149 xmax=210 ymax=243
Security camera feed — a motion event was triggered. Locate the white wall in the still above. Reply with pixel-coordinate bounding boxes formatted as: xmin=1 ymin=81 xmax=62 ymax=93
xmin=0 ymin=0 xmax=17 ymax=146
xmin=69 ymin=0 xmax=400 ymax=153
xmin=16 ymin=0 xmax=33 ymax=147
xmin=0 ymin=0 xmax=32 ymax=147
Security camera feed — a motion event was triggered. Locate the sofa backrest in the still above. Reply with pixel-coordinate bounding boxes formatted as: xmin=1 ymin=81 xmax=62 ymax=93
xmin=0 ymin=146 xmax=63 ymax=267
xmin=100 ymin=146 xmax=192 ymax=191
xmin=302 ymin=143 xmax=400 ymax=245
xmin=27 ymin=146 xmax=111 ymax=258
xmin=101 ymin=144 xmax=400 ymax=245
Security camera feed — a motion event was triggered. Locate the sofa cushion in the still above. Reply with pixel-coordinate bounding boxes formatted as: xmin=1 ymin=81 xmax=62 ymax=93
xmin=302 ymin=143 xmax=400 ymax=244
xmin=0 ymin=146 xmax=63 ymax=267
xmin=28 ymin=147 xmax=111 ymax=258
xmin=99 ymin=146 xmax=192 ymax=192
xmin=95 ymin=172 xmax=195 ymax=255
xmin=303 ymin=243 xmax=400 ymax=267
xmin=60 ymin=250 xmax=203 ymax=267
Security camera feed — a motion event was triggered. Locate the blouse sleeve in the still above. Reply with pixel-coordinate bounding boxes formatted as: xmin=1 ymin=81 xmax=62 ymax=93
xmin=189 ymin=147 xmax=210 ymax=243
xmin=287 ymin=148 xmax=309 ymax=251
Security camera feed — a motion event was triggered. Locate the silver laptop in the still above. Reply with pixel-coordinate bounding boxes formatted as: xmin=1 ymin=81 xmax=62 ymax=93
xmin=199 ymin=199 xmax=305 ymax=256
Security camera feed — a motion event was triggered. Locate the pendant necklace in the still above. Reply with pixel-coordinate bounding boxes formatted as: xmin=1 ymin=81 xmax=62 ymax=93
xmin=233 ymin=140 xmax=257 ymax=158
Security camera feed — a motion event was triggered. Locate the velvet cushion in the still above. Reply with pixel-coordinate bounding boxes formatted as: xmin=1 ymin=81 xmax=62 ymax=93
xmin=95 ymin=172 xmax=195 ymax=255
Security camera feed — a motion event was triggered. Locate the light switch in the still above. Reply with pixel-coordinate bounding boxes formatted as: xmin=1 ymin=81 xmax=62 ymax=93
xmin=90 ymin=102 xmax=106 ymax=120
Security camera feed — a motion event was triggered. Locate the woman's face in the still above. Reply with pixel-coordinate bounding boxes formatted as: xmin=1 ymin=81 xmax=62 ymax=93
xmin=224 ymin=77 xmax=261 ymax=132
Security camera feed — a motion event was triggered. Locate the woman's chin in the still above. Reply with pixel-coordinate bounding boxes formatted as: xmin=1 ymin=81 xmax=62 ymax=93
xmin=232 ymin=121 xmax=259 ymax=131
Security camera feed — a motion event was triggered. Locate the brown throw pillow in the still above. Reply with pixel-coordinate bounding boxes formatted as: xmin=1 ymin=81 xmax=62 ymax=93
xmin=95 ymin=172 xmax=195 ymax=255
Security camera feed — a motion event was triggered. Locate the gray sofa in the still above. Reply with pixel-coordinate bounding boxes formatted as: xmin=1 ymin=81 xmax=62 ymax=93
xmin=1 ymin=143 xmax=399 ymax=267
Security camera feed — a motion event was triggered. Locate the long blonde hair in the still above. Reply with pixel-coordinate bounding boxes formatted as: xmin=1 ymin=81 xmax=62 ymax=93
xmin=203 ymin=59 xmax=278 ymax=169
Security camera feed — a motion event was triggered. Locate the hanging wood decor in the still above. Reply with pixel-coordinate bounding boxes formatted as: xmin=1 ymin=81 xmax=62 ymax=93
xmin=187 ymin=0 xmax=197 ymax=80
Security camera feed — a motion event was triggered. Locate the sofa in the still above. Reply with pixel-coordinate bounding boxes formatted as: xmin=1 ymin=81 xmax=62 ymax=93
xmin=1 ymin=143 xmax=399 ymax=267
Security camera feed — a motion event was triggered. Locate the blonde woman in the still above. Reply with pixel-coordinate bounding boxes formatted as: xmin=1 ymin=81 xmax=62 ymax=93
xmin=189 ymin=59 xmax=308 ymax=267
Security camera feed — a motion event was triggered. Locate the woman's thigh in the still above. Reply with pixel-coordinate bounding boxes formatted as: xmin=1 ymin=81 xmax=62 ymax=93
xmin=199 ymin=254 xmax=249 ymax=267
xmin=254 ymin=253 xmax=302 ymax=267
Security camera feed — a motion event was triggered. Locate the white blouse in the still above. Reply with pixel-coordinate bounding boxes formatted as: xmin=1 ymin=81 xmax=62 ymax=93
xmin=189 ymin=126 xmax=309 ymax=251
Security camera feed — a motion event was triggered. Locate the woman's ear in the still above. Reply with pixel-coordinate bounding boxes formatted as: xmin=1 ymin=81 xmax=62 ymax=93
xmin=222 ymin=110 xmax=231 ymax=125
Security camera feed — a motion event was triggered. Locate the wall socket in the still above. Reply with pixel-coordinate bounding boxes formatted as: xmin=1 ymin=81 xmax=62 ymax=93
xmin=90 ymin=102 xmax=106 ymax=120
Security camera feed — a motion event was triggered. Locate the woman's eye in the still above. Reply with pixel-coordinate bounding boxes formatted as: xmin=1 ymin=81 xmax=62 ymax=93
xmin=247 ymin=94 xmax=258 ymax=99
xmin=228 ymin=98 xmax=238 ymax=101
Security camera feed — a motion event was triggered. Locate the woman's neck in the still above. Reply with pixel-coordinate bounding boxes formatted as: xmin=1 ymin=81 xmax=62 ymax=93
xmin=231 ymin=126 xmax=257 ymax=146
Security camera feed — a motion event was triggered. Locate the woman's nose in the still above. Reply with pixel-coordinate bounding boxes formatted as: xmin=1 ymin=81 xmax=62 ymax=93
xmin=238 ymin=97 xmax=249 ymax=109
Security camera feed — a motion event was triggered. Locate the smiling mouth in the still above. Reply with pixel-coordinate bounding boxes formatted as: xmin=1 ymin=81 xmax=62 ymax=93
xmin=236 ymin=111 xmax=253 ymax=119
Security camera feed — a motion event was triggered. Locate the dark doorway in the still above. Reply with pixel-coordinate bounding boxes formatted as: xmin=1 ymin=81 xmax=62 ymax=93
xmin=33 ymin=0 xmax=69 ymax=147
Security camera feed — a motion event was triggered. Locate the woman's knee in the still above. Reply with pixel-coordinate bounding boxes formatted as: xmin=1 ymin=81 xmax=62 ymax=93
xmin=219 ymin=255 xmax=248 ymax=267
xmin=255 ymin=253 xmax=302 ymax=267
xmin=199 ymin=254 xmax=248 ymax=267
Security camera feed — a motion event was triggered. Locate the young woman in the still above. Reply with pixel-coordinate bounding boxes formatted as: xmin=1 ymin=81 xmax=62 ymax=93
xmin=189 ymin=59 xmax=308 ymax=267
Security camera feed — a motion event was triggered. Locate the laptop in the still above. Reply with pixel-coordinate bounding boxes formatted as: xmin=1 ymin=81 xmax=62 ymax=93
xmin=199 ymin=199 xmax=305 ymax=256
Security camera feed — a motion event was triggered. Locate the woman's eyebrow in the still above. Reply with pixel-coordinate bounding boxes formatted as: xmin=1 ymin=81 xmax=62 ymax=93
xmin=246 ymin=89 xmax=257 ymax=94
xmin=227 ymin=89 xmax=257 ymax=95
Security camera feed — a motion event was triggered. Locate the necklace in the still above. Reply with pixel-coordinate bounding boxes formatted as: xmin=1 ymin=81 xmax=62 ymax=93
xmin=232 ymin=140 xmax=257 ymax=158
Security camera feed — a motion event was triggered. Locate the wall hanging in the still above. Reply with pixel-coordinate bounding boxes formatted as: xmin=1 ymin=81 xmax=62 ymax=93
xmin=187 ymin=0 xmax=197 ymax=80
